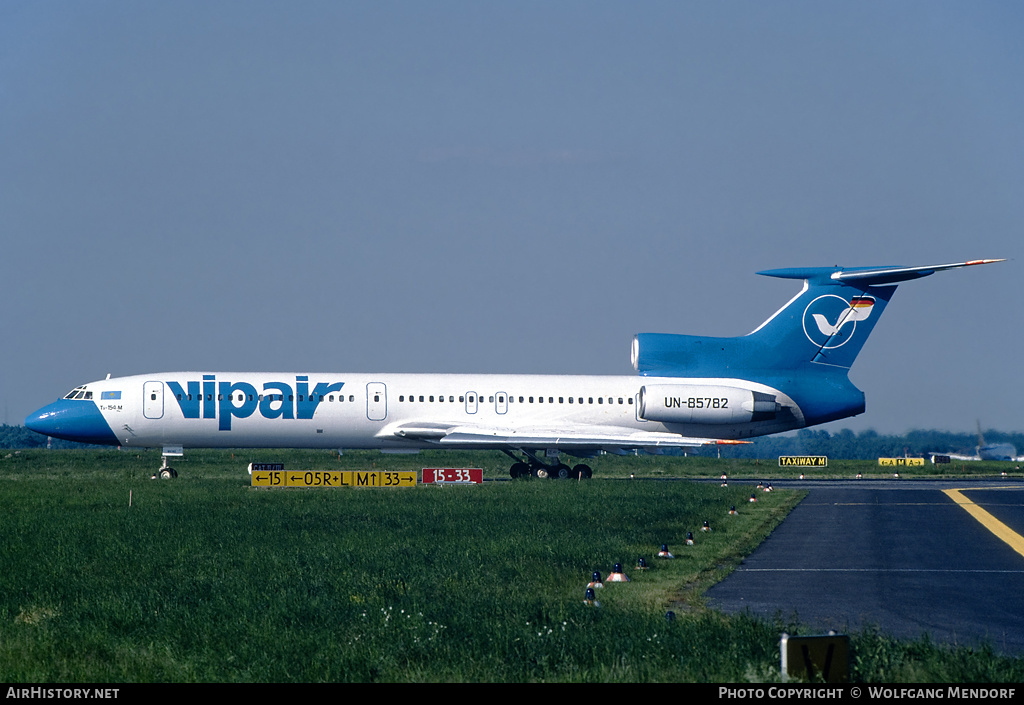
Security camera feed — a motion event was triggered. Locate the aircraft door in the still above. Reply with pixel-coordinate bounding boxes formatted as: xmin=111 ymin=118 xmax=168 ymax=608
xmin=465 ymin=392 xmax=478 ymax=415
xmin=366 ymin=383 xmax=387 ymax=421
xmin=144 ymin=381 xmax=164 ymax=419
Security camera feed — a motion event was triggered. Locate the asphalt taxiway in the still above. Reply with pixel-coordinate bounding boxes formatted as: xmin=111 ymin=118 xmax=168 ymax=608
xmin=704 ymin=479 xmax=1024 ymax=654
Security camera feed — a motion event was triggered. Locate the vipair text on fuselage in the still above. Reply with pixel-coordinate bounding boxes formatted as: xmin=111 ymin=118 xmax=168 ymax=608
xmin=26 ymin=259 xmax=1004 ymax=478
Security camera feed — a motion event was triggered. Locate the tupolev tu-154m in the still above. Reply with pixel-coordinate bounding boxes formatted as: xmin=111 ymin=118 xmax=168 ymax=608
xmin=26 ymin=259 xmax=1004 ymax=479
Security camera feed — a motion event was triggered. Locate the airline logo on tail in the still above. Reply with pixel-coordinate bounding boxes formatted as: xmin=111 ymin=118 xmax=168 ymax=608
xmin=803 ymin=295 xmax=876 ymax=348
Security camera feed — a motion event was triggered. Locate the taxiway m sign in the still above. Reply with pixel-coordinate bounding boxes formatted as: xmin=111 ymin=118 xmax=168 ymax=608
xmin=779 ymin=456 xmax=828 ymax=467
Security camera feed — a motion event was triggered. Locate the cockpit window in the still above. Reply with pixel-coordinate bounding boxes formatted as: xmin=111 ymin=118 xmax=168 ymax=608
xmin=63 ymin=387 xmax=93 ymax=400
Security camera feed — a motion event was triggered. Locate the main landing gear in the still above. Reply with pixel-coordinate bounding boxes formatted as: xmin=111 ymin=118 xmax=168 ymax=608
xmin=503 ymin=450 xmax=592 ymax=480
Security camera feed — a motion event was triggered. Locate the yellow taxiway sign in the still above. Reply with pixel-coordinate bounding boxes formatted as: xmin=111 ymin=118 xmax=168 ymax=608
xmin=251 ymin=470 xmax=416 ymax=488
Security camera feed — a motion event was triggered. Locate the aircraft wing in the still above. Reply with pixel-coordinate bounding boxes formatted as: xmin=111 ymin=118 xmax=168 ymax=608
xmin=388 ymin=422 xmax=743 ymax=451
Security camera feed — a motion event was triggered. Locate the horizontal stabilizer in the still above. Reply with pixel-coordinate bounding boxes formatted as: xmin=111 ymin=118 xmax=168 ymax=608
xmin=759 ymin=259 xmax=1005 ymax=286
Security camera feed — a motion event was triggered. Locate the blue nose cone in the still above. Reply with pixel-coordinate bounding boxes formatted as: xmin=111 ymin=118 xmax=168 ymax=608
xmin=25 ymin=400 xmax=120 ymax=446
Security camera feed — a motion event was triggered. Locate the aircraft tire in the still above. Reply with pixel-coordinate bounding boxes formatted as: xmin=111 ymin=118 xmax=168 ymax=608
xmin=573 ymin=464 xmax=592 ymax=479
xmin=159 ymin=467 xmax=177 ymax=479
xmin=510 ymin=462 xmax=529 ymax=479
xmin=555 ymin=464 xmax=571 ymax=480
xmin=533 ymin=467 xmax=550 ymax=480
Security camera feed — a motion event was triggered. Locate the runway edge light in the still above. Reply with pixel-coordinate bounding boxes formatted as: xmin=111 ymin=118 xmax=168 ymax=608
xmin=607 ymin=563 xmax=629 ymax=582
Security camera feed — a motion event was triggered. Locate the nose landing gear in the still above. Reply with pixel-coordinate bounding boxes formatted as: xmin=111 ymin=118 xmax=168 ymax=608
xmin=153 ymin=455 xmax=178 ymax=479
xmin=152 ymin=447 xmax=181 ymax=479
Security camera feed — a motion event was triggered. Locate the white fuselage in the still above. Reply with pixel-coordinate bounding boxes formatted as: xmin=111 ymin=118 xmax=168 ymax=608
xmin=80 ymin=372 xmax=801 ymax=451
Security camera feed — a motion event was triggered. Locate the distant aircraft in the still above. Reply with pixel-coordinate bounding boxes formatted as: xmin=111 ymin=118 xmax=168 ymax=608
xmin=977 ymin=444 xmax=1018 ymax=462
xmin=26 ymin=259 xmax=1004 ymax=478
xmin=935 ymin=422 xmax=1018 ymax=462
xmin=976 ymin=421 xmax=1017 ymax=461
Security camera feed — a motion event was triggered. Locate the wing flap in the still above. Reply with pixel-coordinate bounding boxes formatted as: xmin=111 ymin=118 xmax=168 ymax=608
xmin=389 ymin=422 xmax=737 ymax=450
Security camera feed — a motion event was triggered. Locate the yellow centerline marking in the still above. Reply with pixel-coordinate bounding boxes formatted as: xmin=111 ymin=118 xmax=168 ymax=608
xmin=943 ymin=487 xmax=1024 ymax=560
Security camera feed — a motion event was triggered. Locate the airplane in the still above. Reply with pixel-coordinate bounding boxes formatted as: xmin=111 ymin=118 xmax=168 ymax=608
xmin=25 ymin=259 xmax=1004 ymax=479
xmin=931 ymin=422 xmax=1018 ymax=462
xmin=977 ymin=443 xmax=1018 ymax=463
xmin=975 ymin=421 xmax=1018 ymax=462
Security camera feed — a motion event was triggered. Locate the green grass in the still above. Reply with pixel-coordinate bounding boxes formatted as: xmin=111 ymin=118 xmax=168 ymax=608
xmin=1 ymin=449 xmax=1022 ymax=682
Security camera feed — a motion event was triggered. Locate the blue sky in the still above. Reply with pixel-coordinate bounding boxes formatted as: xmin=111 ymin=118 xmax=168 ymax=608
xmin=2 ymin=1 xmax=1021 ymax=435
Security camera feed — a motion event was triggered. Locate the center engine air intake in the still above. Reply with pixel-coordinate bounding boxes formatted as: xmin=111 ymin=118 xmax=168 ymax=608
xmin=638 ymin=384 xmax=780 ymax=425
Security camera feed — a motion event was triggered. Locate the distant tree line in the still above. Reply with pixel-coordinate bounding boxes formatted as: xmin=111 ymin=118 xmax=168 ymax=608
xmin=697 ymin=428 xmax=1023 ymax=461
xmin=2 ymin=423 xmax=1021 ymax=459
xmin=0 ymin=425 xmax=100 ymax=450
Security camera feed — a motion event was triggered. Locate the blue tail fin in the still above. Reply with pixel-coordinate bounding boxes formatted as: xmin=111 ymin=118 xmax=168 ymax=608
xmin=632 ymin=260 xmax=1003 ymax=379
